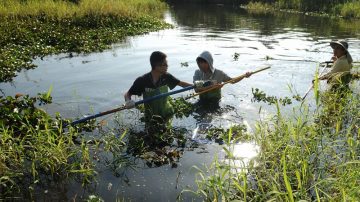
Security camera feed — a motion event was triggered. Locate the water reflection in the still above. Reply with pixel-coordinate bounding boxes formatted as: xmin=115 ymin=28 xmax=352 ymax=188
xmin=170 ymin=2 xmax=360 ymax=38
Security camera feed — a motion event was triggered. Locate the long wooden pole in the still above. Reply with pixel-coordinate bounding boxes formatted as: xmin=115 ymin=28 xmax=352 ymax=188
xmin=68 ymin=85 xmax=194 ymax=126
xmin=186 ymin=66 xmax=271 ymax=99
xmin=302 ymin=65 xmax=328 ymax=100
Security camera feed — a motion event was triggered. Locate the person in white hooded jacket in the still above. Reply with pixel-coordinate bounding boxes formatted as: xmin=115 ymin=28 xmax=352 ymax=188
xmin=193 ymin=51 xmax=250 ymax=102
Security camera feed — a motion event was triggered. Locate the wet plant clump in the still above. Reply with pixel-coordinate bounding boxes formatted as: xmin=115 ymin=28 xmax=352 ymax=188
xmin=251 ymin=88 xmax=301 ymax=106
xmin=0 ymin=93 xmax=98 ymax=198
xmin=205 ymin=124 xmax=250 ymax=144
xmin=125 ymin=127 xmax=187 ymax=168
xmin=169 ymin=97 xmax=194 ymax=118
xmin=232 ymin=52 xmax=240 ymax=61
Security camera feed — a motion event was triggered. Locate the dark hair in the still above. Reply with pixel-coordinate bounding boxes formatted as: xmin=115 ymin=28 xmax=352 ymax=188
xmin=150 ymin=51 xmax=167 ymax=70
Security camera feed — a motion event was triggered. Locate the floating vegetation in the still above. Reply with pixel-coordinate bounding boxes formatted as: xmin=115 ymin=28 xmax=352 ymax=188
xmin=265 ymin=55 xmax=273 ymax=60
xmin=169 ymin=97 xmax=193 ymax=118
xmin=0 ymin=0 xmax=171 ymax=82
xmin=126 ymin=127 xmax=187 ymax=168
xmin=204 ymin=124 xmax=250 ymax=144
xmin=232 ymin=52 xmax=240 ymax=61
xmin=251 ymin=88 xmax=301 ymax=106
xmin=180 ymin=62 xmax=189 ymax=67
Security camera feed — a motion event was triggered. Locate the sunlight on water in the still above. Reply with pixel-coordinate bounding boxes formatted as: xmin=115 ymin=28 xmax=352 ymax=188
xmin=224 ymin=142 xmax=259 ymax=168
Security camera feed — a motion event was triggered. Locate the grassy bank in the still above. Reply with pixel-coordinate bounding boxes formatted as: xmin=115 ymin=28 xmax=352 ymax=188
xmin=0 ymin=92 xmax=94 ymax=198
xmin=186 ymin=78 xmax=360 ymax=200
xmin=245 ymin=0 xmax=360 ymax=18
xmin=0 ymin=0 xmax=170 ymax=82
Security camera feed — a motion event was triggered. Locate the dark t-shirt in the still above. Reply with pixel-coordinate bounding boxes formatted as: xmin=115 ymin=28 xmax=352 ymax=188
xmin=128 ymin=72 xmax=180 ymax=96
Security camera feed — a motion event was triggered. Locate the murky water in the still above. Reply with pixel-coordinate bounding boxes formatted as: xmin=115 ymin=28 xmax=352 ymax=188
xmin=1 ymin=3 xmax=360 ymax=201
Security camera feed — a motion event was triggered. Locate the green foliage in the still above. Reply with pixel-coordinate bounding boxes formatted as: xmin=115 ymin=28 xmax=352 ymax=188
xmin=169 ymin=97 xmax=194 ymax=118
xmin=251 ymin=88 xmax=300 ymax=106
xmin=232 ymin=52 xmax=240 ymax=61
xmin=247 ymin=0 xmax=358 ymax=17
xmin=0 ymin=93 xmax=96 ymax=196
xmin=339 ymin=1 xmax=360 ymax=18
xmin=187 ymin=87 xmax=360 ymax=201
xmin=0 ymin=0 xmax=171 ymax=82
xmin=205 ymin=124 xmax=250 ymax=144
xmin=180 ymin=62 xmax=189 ymax=67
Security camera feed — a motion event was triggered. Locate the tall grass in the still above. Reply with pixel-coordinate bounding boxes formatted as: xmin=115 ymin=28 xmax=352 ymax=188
xmin=246 ymin=0 xmax=360 ymax=18
xmin=254 ymin=0 xmax=350 ymax=12
xmin=186 ymin=76 xmax=360 ymax=200
xmin=0 ymin=0 xmax=167 ymax=19
xmin=338 ymin=1 xmax=360 ymax=18
xmin=0 ymin=92 xmax=96 ymax=197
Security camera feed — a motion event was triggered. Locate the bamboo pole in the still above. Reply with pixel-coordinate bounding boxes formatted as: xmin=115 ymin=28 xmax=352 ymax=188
xmin=186 ymin=66 xmax=271 ymax=99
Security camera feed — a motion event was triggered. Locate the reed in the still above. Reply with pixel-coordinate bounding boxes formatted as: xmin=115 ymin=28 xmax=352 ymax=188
xmin=185 ymin=79 xmax=360 ymax=201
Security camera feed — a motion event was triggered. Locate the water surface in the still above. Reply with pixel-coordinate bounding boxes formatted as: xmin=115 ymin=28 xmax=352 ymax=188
xmin=1 ymin=3 xmax=360 ymax=201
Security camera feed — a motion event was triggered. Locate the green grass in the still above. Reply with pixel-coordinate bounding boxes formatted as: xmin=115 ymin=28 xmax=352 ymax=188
xmin=185 ymin=74 xmax=360 ymax=201
xmin=0 ymin=0 xmax=167 ymax=18
xmin=0 ymin=91 xmax=134 ymax=198
xmin=245 ymin=2 xmax=274 ymax=13
xmin=338 ymin=1 xmax=360 ymax=18
xmin=0 ymin=92 xmax=96 ymax=197
xmin=246 ymin=0 xmax=360 ymax=19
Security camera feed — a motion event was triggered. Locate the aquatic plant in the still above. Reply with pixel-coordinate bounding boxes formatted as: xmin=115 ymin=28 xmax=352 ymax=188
xmin=0 ymin=92 xmax=97 ymax=198
xmin=185 ymin=79 xmax=360 ymax=201
xmin=251 ymin=88 xmax=300 ymax=106
xmin=232 ymin=52 xmax=240 ymax=61
xmin=180 ymin=62 xmax=189 ymax=67
xmin=0 ymin=0 xmax=171 ymax=82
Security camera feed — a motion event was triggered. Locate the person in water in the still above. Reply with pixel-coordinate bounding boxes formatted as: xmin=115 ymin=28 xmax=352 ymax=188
xmin=193 ymin=51 xmax=251 ymax=103
xmin=124 ymin=51 xmax=192 ymax=132
xmin=319 ymin=41 xmax=352 ymax=90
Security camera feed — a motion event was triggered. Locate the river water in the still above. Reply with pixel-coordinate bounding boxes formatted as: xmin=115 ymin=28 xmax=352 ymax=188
xmin=1 ymin=2 xmax=360 ymax=201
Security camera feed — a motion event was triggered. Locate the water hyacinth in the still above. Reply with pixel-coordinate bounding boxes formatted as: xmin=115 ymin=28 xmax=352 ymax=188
xmin=0 ymin=0 xmax=171 ymax=82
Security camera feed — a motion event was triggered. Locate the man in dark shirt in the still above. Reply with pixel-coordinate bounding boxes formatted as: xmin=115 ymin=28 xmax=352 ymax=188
xmin=124 ymin=51 xmax=192 ymax=129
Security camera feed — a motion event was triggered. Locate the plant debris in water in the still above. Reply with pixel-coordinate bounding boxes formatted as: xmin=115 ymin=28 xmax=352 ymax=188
xmin=251 ymin=88 xmax=301 ymax=106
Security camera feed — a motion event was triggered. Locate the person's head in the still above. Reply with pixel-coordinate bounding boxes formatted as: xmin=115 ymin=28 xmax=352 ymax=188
xmin=150 ymin=51 xmax=168 ymax=74
xmin=197 ymin=57 xmax=210 ymax=72
xmin=330 ymin=41 xmax=348 ymax=58
xmin=196 ymin=51 xmax=214 ymax=73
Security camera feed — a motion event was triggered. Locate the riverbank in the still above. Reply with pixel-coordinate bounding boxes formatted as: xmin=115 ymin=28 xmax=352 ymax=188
xmin=0 ymin=0 xmax=170 ymax=83
xmin=168 ymin=0 xmax=360 ymax=19
xmin=244 ymin=1 xmax=360 ymax=19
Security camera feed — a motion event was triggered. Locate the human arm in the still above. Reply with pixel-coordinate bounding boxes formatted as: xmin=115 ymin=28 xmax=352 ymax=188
xmin=124 ymin=77 xmax=144 ymax=109
xmin=178 ymin=81 xmax=193 ymax=87
xmin=193 ymin=80 xmax=222 ymax=93
xmin=229 ymin=72 xmax=251 ymax=84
